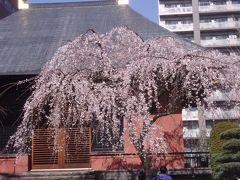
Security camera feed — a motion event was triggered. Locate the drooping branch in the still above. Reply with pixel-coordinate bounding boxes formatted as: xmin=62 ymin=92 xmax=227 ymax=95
xmin=151 ymin=111 xmax=172 ymax=125
xmin=7 ymin=27 xmax=240 ymax=162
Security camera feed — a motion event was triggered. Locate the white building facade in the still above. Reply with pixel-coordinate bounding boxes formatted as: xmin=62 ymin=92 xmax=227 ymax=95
xmin=125 ymin=0 xmax=240 ymax=151
xmin=159 ymin=0 xmax=240 ymax=55
xmin=182 ymin=89 xmax=240 ymax=151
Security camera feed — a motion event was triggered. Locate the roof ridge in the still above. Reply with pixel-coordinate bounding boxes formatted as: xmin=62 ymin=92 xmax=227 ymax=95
xmin=29 ymin=0 xmax=117 ymax=9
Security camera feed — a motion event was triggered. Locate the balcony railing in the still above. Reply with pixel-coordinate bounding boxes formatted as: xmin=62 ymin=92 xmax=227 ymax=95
xmin=200 ymin=20 xmax=240 ymax=30
xmin=160 ymin=23 xmax=193 ymax=32
xmin=159 ymin=5 xmax=192 ymax=15
xmin=199 ymin=3 xmax=240 ymax=12
xmin=182 ymin=108 xmax=199 ymax=121
xmin=183 ymin=129 xmax=200 ymax=138
xmin=183 ymin=152 xmax=209 ymax=168
xmin=203 ymin=107 xmax=240 ymax=120
xmin=201 ymin=38 xmax=240 ymax=47
xmin=206 ymin=90 xmax=234 ymax=102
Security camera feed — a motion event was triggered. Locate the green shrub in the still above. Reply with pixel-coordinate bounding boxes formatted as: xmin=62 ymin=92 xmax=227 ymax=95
xmin=209 ymin=121 xmax=239 ymax=171
xmin=212 ymin=126 xmax=240 ymax=180
xmin=215 ymin=152 xmax=240 ymax=163
xmin=220 ymin=128 xmax=240 ymax=140
xmin=213 ymin=162 xmax=240 ymax=180
xmin=222 ymin=139 xmax=240 ymax=152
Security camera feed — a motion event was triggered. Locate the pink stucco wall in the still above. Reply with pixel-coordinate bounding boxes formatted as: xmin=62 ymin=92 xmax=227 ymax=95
xmin=0 ymin=114 xmax=183 ymax=171
xmin=91 ymin=113 xmax=184 ymax=170
xmin=0 ymin=155 xmax=29 ymax=173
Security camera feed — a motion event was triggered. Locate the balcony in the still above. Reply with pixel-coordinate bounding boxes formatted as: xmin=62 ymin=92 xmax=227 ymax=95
xmin=183 ymin=152 xmax=209 ymax=168
xmin=200 ymin=20 xmax=240 ymax=30
xmin=183 ymin=129 xmax=200 ymax=138
xmin=199 ymin=3 xmax=240 ymax=13
xmin=206 ymin=90 xmax=233 ymax=102
xmin=159 ymin=5 xmax=192 ymax=15
xmin=201 ymin=37 xmax=240 ymax=47
xmin=182 ymin=108 xmax=199 ymax=121
xmin=160 ymin=22 xmax=193 ymax=32
xmin=203 ymin=107 xmax=240 ymax=120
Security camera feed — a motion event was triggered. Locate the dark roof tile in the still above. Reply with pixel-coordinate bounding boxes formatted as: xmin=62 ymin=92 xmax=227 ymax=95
xmin=0 ymin=2 xmax=199 ymax=75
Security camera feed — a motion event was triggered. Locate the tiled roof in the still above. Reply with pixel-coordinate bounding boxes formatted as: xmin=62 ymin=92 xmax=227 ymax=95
xmin=0 ymin=1 xmax=199 ymax=75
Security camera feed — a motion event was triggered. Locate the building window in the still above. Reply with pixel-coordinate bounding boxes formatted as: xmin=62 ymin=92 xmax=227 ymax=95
xmin=215 ymin=17 xmax=228 ymax=22
xmin=184 ymin=139 xmax=200 ymax=152
xmin=91 ymin=119 xmax=124 ymax=152
xmin=215 ymin=35 xmax=228 ymax=40
xmin=206 ymin=120 xmax=214 ymax=129
xmin=165 ymin=3 xmax=178 ymax=8
xmin=165 ymin=20 xmax=178 ymax=25
xmin=92 ymin=132 xmax=123 ymax=152
xmin=180 ymin=2 xmax=192 ymax=7
xmin=232 ymin=0 xmax=240 ymax=4
xmin=200 ymin=19 xmax=212 ymax=23
xmin=182 ymin=19 xmax=193 ymax=24
xmin=233 ymin=16 xmax=240 ymax=21
xmin=180 ymin=33 xmax=194 ymax=41
xmin=201 ymin=35 xmax=212 ymax=40
xmin=199 ymin=1 xmax=211 ymax=6
xmin=212 ymin=0 xmax=226 ymax=5
xmin=183 ymin=121 xmax=199 ymax=129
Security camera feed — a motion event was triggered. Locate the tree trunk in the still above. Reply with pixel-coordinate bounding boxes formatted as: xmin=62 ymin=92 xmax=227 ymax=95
xmin=141 ymin=154 xmax=152 ymax=180
xmin=144 ymin=166 xmax=152 ymax=180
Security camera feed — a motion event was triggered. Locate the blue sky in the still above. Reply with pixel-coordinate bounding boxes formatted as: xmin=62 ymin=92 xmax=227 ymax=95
xmin=129 ymin=0 xmax=159 ymax=25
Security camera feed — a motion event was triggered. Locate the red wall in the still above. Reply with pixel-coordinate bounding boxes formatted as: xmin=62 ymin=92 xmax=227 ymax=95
xmin=91 ymin=113 xmax=184 ymax=170
xmin=0 ymin=155 xmax=29 ymax=174
xmin=0 ymin=114 xmax=183 ymax=172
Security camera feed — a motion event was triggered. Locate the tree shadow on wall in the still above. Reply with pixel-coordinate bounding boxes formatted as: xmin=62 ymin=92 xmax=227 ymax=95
xmin=94 ymin=156 xmax=141 ymax=180
xmin=99 ymin=122 xmax=184 ymax=179
xmin=152 ymin=122 xmax=184 ymax=169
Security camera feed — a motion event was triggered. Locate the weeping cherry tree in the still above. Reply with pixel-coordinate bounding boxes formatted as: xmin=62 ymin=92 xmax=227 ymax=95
xmin=8 ymin=27 xmax=240 ymax=180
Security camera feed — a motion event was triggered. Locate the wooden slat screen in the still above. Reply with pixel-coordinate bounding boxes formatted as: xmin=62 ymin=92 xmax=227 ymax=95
xmin=64 ymin=128 xmax=91 ymax=168
xmin=32 ymin=128 xmax=91 ymax=169
xmin=32 ymin=129 xmax=58 ymax=169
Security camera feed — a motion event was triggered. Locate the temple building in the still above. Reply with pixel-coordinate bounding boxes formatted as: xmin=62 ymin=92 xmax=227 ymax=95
xmin=0 ymin=1 xmax=210 ymax=179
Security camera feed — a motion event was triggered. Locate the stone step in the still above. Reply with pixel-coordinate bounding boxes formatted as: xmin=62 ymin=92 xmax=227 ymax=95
xmin=0 ymin=170 xmax=95 ymax=180
xmin=24 ymin=170 xmax=94 ymax=176
xmin=1 ymin=176 xmax=95 ymax=180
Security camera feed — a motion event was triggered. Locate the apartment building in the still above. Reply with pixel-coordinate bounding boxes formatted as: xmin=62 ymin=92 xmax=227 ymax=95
xmin=159 ymin=0 xmax=240 ymax=55
xmin=182 ymin=89 xmax=240 ymax=152
xmin=157 ymin=0 xmax=240 ymax=151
